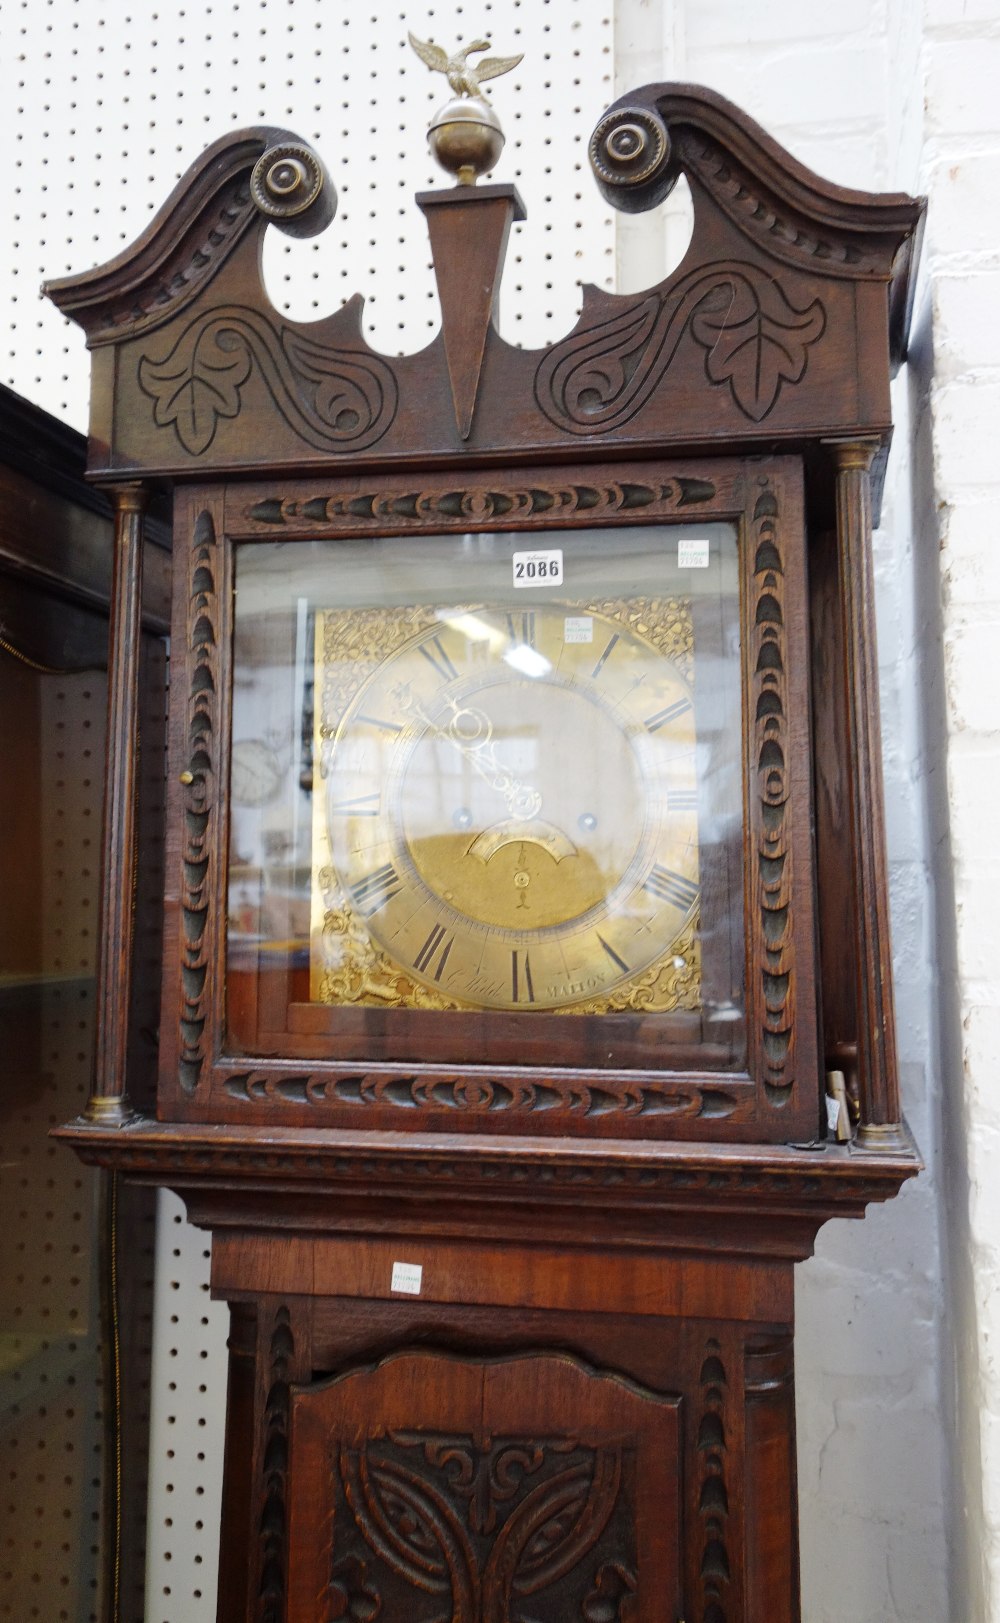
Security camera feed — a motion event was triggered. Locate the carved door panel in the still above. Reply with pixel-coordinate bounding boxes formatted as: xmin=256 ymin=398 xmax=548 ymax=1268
xmin=286 ymin=1350 xmax=683 ymax=1623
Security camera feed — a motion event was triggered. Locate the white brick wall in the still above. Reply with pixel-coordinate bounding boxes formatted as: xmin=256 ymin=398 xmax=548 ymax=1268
xmin=613 ymin=0 xmax=976 ymax=1616
xmin=920 ymin=4 xmax=1000 ymax=1617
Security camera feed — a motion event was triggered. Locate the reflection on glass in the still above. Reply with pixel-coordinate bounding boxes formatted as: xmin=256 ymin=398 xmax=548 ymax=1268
xmin=228 ymin=525 xmax=745 ymax=1064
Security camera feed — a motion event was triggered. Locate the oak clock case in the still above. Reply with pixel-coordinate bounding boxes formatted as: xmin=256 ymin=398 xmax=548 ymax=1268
xmin=45 ymin=77 xmax=925 ymax=1623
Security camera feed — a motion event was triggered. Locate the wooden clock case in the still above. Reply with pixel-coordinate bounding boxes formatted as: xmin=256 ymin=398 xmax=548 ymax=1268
xmin=48 ymin=83 xmax=925 ymax=1622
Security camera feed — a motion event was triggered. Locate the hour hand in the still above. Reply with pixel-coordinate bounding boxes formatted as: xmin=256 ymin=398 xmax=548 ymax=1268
xmin=394 ymin=685 xmax=542 ymax=820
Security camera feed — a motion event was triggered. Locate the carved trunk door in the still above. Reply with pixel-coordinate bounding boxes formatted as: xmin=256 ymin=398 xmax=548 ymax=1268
xmin=286 ymin=1351 xmax=682 ymax=1623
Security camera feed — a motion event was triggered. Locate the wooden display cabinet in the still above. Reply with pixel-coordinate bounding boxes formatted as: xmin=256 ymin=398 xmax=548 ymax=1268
xmin=48 ymin=80 xmax=925 ymax=1622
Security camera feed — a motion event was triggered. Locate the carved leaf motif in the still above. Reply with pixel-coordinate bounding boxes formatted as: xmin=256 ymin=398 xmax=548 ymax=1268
xmin=535 ymin=260 xmax=825 ymax=433
xmin=140 ymin=333 xmax=252 ymax=455
xmin=689 ymin=277 xmax=826 ymax=421
xmin=138 ymin=305 xmax=397 ymax=456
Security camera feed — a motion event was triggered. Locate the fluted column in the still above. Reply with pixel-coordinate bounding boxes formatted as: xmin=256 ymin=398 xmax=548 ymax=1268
xmin=830 ymin=440 xmax=902 ymax=1145
xmin=86 ymin=482 xmax=148 ymax=1124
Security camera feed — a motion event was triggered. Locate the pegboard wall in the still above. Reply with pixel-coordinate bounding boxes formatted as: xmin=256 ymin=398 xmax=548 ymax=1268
xmin=1 ymin=0 xmax=616 ymax=432
xmin=0 ymin=3 xmax=618 ymax=1618
xmin=0 ymin=670 xmax=109 ymax=1623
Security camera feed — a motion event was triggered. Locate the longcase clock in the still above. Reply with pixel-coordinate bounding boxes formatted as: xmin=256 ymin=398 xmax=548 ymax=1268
xmin=47 ymin=71 xmax=925 ymax=1623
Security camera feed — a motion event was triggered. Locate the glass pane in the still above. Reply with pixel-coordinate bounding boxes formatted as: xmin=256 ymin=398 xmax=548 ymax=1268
xmin=227 ymin=524 xmax=745 ymax=1071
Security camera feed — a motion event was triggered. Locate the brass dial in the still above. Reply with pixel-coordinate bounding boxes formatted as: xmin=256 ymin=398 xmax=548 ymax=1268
xmin=316 ymin=602 xmax=700 ymax=1013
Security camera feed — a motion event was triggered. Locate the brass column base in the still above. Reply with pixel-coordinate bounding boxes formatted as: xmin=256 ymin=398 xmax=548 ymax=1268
xmin=855 ymin=1120 xmax=907 ymax=1150
xmin=84 ymin=1094 xmax=135 ymax=1127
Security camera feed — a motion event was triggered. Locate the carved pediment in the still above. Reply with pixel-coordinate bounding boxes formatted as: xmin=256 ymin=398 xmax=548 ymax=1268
xmin=43 ymin=85 xmax=924 ymax=480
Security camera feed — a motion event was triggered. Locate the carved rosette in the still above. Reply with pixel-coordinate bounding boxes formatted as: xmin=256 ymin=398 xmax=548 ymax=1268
xmin=178 ymin=510 xmax=218 ymax=1094
xmin=749 ymin=484 xmax=795 ymax=1099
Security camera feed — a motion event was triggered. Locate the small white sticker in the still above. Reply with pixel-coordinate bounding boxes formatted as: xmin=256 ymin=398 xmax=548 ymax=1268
xmin=513 ymin=548 xmax=563 ymax=588
xmin=390 ymin=1261 xmax=423 ymax=1295
xmin=825 ymin=1095 xmax=841 ymax=1134
xmin=563 ymin=615 xmax=593 ymax=644
xmin=678 ymin=538 xmax=710 ymax=569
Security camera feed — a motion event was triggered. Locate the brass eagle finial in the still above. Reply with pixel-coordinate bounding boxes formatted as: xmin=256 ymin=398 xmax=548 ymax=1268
xmin=408 ymin=32 xmax=524 ymax=98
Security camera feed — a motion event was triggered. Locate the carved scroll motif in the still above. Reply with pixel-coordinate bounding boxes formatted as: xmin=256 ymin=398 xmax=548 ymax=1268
xmin=138 ymin=304 xmax=398 ymax=455
xmin=535 ymin=261 xmax=825 ymax=433
xmin=330 ymin=1431 xmax=632 ymax=1622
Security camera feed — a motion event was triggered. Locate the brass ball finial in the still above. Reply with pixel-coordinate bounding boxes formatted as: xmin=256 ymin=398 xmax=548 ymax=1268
xmin=408 ymin=30 xmax=523 ymax=185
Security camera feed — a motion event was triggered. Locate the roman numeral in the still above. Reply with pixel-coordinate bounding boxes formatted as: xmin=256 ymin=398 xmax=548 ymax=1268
xmin=644 ymin=697 xmax=692 ymax=732
xmin=413 ymin=923 xmax=455 ymax=981
xmin=597 ymin=934 xmax=630 ymax=974
xmin=419 ymin=634 xmax=458 ymax=683
xmin=644 ymin=865 xmax=699 ymax=912
xmin=506 ymin=612 xmax=536 ymax=647
xmin=356 ymin=712 xmax=403 ymax=734
xmin=350 ymin=862 xmax=402 ymax=917
xmin=328 ymin=792 xmax=381 ymax=817
xmin=667 ymin=787 xmax=698 ymax=811
xmin=511 ymin=949 xmax=535 ymax=1004
xmin=590 ymin=633 xmax=619 ymax=679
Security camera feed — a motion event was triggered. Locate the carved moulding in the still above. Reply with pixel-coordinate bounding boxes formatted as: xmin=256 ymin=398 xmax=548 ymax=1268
xmin=259 ymin=1306 xmax=295 ymax=1623
xmin=177 ymin=509 xmax=220 ymax=1096
xmin=746 ymin=480 xmax=796 ymax=1102
xmin=694 ymin=1338 xmax=733 ymax=1623
xmin=243 ymin=472 xmax=717 ymax=532
xmin=53 ymin=1119 xmax=921 ymax=1234
xmin=222 ymin=1067 xmax=741 ymax=1123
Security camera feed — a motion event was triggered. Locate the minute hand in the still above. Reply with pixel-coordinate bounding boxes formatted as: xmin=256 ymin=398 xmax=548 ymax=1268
xmin=395 ymin=686 xmax=542 ymax=820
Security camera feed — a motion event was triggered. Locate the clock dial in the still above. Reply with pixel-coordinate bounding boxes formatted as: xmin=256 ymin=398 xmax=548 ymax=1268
xmin=314 ymin=603 xmax=701 ymax=1013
